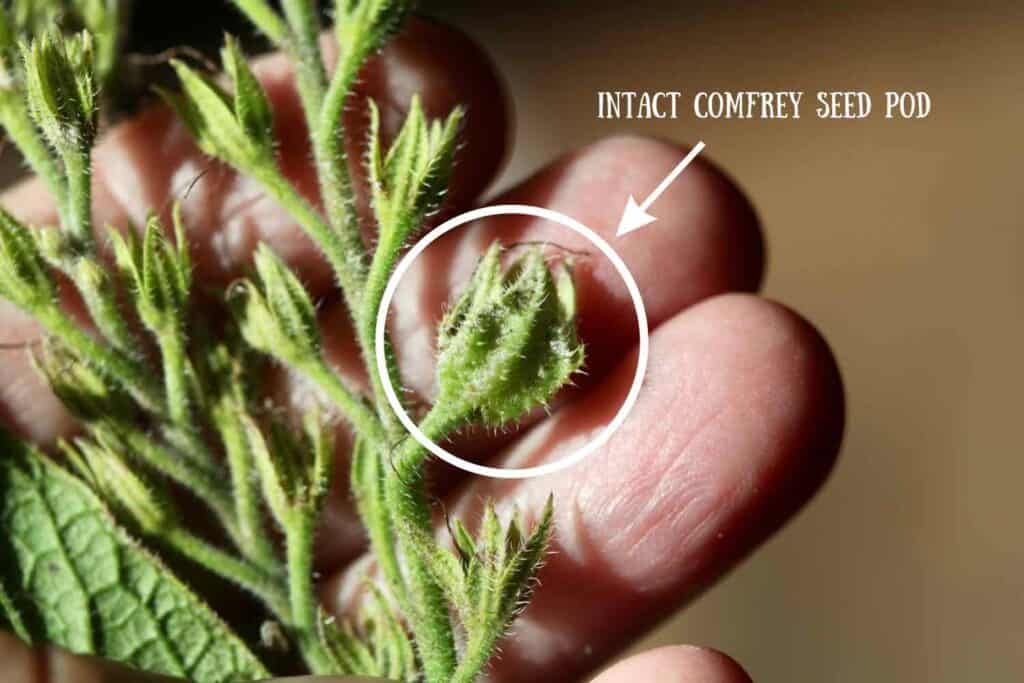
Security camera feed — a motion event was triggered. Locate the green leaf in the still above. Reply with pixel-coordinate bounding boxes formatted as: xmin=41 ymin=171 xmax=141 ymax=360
xmin=0 ymin=432 xmax=269 ymax=682
xmin=0 ymin=576 xmax=31 ymax=643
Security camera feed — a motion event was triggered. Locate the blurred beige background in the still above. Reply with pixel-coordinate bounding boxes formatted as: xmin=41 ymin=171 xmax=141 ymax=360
xmin=433 ymin=1 xmax=1024 ymax=681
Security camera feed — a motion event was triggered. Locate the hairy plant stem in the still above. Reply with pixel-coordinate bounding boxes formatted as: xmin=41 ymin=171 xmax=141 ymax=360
xmin=119 ymin=430 xmax=235 ymax=530
xmin=285 ymin=506 xmax=336 ymax=674
xmin=156 ymin=329 xmax=190 ymax=426
xmin=61 ymin=148 xmax=95 ymax=251
xmin=216 ymin=404 xmax=279 ymax=569
xmin=277 ymin=0 xmax=372 ymax=315
xmin=297 ymin=353 xmax=413 ymax=605
xmin=275 ymin=1 xmax=412 ymax=436
xmin=165 ymin=525 xmax=289 ymax=617
xmin=297 ymin=355 xmax=388 ymax=447
xmin=0 ymin=94 xmax=68 ymax=225
xmin=251 ymin=164 xmax=365 ymax=307
xmin=385 ymin=407 xmax=464 ymax=683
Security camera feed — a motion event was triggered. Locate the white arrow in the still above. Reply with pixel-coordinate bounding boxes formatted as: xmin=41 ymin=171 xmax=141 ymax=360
xmin=617 ymin=141 xmax=706 ymax=236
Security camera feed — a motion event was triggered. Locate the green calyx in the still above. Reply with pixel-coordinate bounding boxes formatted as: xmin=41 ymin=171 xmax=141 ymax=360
xmin=165 ymin=39 xmax=275 ymax=172
xmin=21 ymin=30 xmax=96 ymax=153
xmin=109 ymin=212 xmax=192 ymax=337
xmin=0 ymin=208 xmax=56 ymax=312
xmin=437 ymin=242 xmax=585 ymax=427
xmin=230 ymin=243 xmax=323 ymax=368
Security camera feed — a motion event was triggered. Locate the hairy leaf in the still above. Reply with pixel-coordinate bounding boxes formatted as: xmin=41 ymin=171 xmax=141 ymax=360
xmin=0 ymin=432 xmax=269 ymax=682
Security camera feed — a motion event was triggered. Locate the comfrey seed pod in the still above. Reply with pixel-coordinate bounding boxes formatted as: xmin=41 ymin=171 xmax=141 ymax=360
xmin=21 ymin=30 xmax=97 ymax=153
xmin=0 ymin=208 xmax=56 ymax=313
xmin=230 ymin=244 xmax=322 ymax=368
xmin=62 ymin=431 xmax=175 ymax=535
xmin=109 ymin=214 xmax=192 ymax=336
xmin=436 ymin=242 xmax=584 ymax=426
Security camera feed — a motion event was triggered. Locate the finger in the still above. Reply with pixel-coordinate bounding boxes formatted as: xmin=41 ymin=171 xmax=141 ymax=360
xmin=311 ymin=135 xmax=763 ymax=566
xmin=388 ymin=134 xmax=763 ymax=429
xmin=590 ymin=646 xmax=752 ymax=683
xmin=0 ymin=632 xmax=180 ymax=682
xmin=0 ymin=632 xmax=391 ymax=683
xmin=0 ymin=18 xmax=509 ymax=445
xmin=331 ymin=294 xmax=841 ymax=681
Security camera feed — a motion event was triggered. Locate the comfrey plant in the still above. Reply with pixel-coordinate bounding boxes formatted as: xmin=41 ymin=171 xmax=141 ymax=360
xmin=0 ymin=2 xmax=583 ymax=682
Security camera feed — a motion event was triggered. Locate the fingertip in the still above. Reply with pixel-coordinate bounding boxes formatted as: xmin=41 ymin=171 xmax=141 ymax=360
xmin=578 ymin=134 xmax=764 ymax=296
xmin=591 ymin=645 xmax=753 ymax=683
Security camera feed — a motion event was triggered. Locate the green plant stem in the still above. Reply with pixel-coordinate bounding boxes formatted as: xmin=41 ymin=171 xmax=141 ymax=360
xmin=314 ymin=60 xmax=369 ymax=306
xmin=451 ymin=624 xmax=503 ymax=683
xmin=120 ymin=429 xmax=237 ymax=537
xmin=217 ymin=404 xmax=279 ymax=569
xmin=352 ymin=439 xmax=407 ymax=609
xmin=71 ymin=265 xmax=137 ymax=353
xmin=62 ymin=148 xmax=94 ymax=251
xmin=280 ymin=0 xmax=327 ymax=119
xmin=297 ymin=356 xmax=388 ymax=447
xmin=359 ymin=258 xmax=407 ymax=435
xmin=0 ymin=94 xmax=68 ymax=224
xmin=251 ymin=164 xmax=366 ymax=307
xmin=157 ymin=329 xmax=190 ymax=426
xmin=165 ymin=526 xmax=289 ymax=617
xmin=280 ymin=0 xmax=375 ymax=355
xmin=384 ymin=407 xmax=463 ymax=683
xmin=285 ymin=506 xmax=336 ymax=674
xmin=37 ymin=307 xmax=164 ymax=413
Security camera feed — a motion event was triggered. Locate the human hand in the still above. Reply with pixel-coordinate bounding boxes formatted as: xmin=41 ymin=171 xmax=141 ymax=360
xmin=0 ymin=18 xmax=843 ymax=683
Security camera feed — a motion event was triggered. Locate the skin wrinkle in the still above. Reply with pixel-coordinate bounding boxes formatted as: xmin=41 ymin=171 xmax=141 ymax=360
xmin=607 ymin=305 xmax=815 ymax=589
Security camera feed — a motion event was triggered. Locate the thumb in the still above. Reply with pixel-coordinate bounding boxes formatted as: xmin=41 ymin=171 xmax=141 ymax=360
xmin=0 ymin=633 xmax=386 ymax=683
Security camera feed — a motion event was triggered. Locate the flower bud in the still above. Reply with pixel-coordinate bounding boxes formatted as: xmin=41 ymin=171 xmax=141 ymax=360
xmin=435 ymin=243 xmax=584 ymax=427
xmin=109 ymin=214 xmax=191 ymax=335
xmin=33 ymin=339 xmax=133 ymax=422
xmin=0 ymin=208 xmax=56 ymax=313
xmin=21 ymin=31 xmax=97 ymax=153
xmin=230 ymin=244 xmax=322 ymax=368
xmin=63 ymin=431 xmax=174 ymax=534
xmin=164 ymin=40 xmax=275 ymax=171
xmin=34 ymin=224 xmax=74 ymax=267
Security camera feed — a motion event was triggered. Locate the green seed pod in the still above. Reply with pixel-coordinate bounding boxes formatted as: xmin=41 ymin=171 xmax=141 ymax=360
xmin=0 ymin=208 xmax=56 ymax=313
xmin=109 ymin=214 xmax=191 ymax=336
xmin=33 ymin=339 xmax=134 ymax=422
xmin=436 ymin=242 xmax=584 ymax=427
xmin=165 ymin=41 xmax=275 ymax=172
xmin=63 ymin=431 xmax=175 ymax=535
xmin=229 ymin=243 xmax=322 ymax=368
xmin=21 ymin=30 xmax=96 ymax=153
